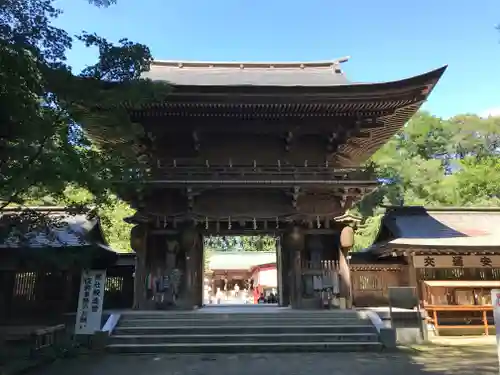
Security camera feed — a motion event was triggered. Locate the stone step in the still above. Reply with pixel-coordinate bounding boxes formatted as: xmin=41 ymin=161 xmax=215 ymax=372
xmin=110 ymin=333 xmax=379 ymax=345
xmin=119 ymin=312 xmax=362 ymax=320
xmin=113 ymin=324 xmax=377 ymax=336
xmin=106 ymin=341 xmax=383 ymax=354
xmin=118 ymin=318 xmax=369 ymax=327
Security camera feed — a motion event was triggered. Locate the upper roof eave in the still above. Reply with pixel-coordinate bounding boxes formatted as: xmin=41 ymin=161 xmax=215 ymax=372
xmin=382 ymin=205 xmax=500 ymax=214
xmin=368 ymin=205 xmax=500 ymax=256
xmin=151 ymin=57 xmax=351 ymax=69
xmin=147 ymin=65 xmax=447 ymax=97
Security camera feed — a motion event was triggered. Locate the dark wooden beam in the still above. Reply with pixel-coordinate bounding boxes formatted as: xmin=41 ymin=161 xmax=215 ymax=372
xmin=135 ymin=116 xmax=390 ymax=135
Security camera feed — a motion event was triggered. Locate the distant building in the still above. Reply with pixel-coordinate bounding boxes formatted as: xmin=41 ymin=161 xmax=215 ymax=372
xmin=205 ymin=251 xmax=277 ymax=303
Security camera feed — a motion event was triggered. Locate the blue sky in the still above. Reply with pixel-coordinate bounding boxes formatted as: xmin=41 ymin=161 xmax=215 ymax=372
xmin=54 ymin=0 xmax=500 ymax=119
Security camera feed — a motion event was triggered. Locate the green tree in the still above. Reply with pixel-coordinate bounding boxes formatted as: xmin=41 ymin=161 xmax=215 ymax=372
xmin=204 ymin=236 xmax=277 ymax=252
xmin=1 ymin=0 xmax=168 ymax=213
xmin=353 ymin=112 xmax=500 ymax=250
xmin=454 ymin=156 xmax=500 ymax=206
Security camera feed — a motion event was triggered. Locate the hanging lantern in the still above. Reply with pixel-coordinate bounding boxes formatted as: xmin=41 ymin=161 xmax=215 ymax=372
xmin=181 ymin=226 xmax=198 ymax=250
xmin=340 ymin=226 xmax=354 ymax=249
xmin=284 ymin=226 xmax=304 ymax=251
xmin=130 ymin=225 xmax=146 ymax=253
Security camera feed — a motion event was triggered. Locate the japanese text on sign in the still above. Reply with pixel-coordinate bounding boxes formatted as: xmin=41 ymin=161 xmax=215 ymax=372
xmin=75 ymin=270 xmax=106 ymax=335
xmin=413 ymin=255 xmax=500 ymax=268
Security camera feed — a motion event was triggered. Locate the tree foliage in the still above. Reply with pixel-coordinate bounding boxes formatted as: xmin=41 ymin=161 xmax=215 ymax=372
xmin=204 ymin=236 xmax=277 ymax=252
xmin=0 ymin=0 xmax=168 ymax=213
xmin=352 ymin=112 xmax=500 ymax=250
xmin=3 ymin=1 xmax=499 ymax=254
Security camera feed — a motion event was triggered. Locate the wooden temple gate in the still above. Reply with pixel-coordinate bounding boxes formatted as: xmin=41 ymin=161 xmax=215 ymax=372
xmin=82 ymin=59 xmax=445 ymax=310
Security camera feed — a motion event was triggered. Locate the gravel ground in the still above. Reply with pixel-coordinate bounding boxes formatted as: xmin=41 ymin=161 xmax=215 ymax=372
xmin=31 ymin=346 xmax=498 ymax=375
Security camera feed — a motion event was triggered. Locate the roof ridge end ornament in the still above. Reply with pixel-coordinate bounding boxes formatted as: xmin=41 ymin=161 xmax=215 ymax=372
xmin=332 ymin=56 xmax=350 ymax=74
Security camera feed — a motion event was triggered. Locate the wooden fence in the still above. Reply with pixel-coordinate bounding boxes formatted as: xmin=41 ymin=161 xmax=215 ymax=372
xmin=0 ymin=265 xmax=134 ymax=323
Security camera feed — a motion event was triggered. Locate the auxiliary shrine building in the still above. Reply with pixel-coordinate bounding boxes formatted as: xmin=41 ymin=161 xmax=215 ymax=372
xmin=358 ymin=206 xmax=500 ymax=335
xmin=85 ymin=57 xmax=448 ymax=311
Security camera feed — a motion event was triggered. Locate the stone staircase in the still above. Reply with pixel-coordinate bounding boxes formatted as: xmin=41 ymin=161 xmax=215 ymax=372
xmin=107 ymin=308 xmax=383 ymax=353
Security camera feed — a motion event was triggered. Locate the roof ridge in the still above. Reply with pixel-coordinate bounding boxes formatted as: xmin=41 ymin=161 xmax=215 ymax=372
xmin=383 ymin=205 xmax=500 ymax=213
xmin=0 ymin=206 xmax=92 ymax=213
xmin=151 ymin=57 xmax=350 ymax=69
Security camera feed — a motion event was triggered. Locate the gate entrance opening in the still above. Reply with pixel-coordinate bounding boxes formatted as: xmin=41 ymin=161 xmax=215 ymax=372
xmin=203 ymin=235 xmax=279 ymax=306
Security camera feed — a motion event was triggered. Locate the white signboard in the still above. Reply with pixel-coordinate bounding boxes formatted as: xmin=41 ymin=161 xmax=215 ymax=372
xmin=491 ymin=289 xmax=500 ymax=370
xmin=414 ymin=255 xmax=500 ymax=269
xmin=75 ymin=269 xmax=106 ymax=335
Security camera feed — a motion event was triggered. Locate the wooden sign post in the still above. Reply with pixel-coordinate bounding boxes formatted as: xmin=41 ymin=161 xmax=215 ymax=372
xmin=490 ymin=289 xmax=500 ymax=373
xmin=75 ymin=269 xmax=106 ymax=335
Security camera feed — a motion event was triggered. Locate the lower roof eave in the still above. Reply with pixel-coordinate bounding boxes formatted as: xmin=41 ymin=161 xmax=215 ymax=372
xmin=377 ymin=242 xmax=500 ymax=256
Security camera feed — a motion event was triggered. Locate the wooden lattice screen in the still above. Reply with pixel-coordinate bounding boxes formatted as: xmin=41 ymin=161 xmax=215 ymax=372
xmin=350 ymin=266 xmax=408 ymax=307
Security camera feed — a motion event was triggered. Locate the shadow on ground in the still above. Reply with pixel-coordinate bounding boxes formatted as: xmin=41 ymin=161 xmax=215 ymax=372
xmin=408 ymin=344 xmax=497 ymax=374
xmin=29 ymin=346 xmax=498 ymax=375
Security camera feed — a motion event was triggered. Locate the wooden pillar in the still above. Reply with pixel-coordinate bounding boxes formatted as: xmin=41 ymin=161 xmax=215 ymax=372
xmin=180 ymin=225 xmax=201 ymax=309
xmin=406 ymin=252 xmax=421 ymax=303
xmin=294 ymin=247 xmax=302 ymax=308
xmin=63 ymin=271 xmax=73 ymax=313
xmin=284 ymin=227 xmax=304 ymax=309
xmin=194 ymin=234 xmax=204 ymax=307
xmin=276 ymin=236 xmax=289 ymax=307
xmin=130 ymin=225 xmax=148 ymax=310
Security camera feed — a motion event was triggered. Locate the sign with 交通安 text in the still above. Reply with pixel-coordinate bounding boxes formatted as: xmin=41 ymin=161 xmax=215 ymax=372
xmin=75 ymin=269 xmax=106 ymax=335
xmin=413 ymin=255 xmax=500 ymax=269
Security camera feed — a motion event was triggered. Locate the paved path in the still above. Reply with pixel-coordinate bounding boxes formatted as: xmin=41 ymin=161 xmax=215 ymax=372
xmin=32 ymin=346 xmax=498 ymax=375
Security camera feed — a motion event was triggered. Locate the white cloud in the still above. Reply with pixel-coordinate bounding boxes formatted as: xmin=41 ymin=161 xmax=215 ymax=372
xmin=480 ymin=108 xmax=500 ymax=118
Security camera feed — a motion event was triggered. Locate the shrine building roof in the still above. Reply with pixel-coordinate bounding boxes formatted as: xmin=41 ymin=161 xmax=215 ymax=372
xmin=367 ymin=206 xmax=500 ymax=255
xmin=142 ymin=58 xmax=351 ymax=87
xmin=207 ymin=251 xmax=276 ymax=271
xmin=0 ymin=207 xmax=117 ymax=252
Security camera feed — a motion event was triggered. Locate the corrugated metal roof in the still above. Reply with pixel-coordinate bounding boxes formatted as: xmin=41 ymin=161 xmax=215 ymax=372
xmin=142 ymin=60 xmax=350 ymax=87
xmin=379 ymin=206 xmax=500 ymax=248
xmin=208 ymin=252 xmax=276 ymax=270
xmin=0 ymin=211 xmax=104 ymax=249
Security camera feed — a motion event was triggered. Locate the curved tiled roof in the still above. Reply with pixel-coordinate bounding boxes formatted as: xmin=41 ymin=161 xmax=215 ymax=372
xmin=207 ymin=251 xmax=276 ymax=271
xmin=142 ymin=58 xmax=350 ymax=87
xmin=84 ymin=59 xmax=447 ymax=168
xmin=371 ymin=206 xmax=500 ymax=251
xmin=0 ymin=207 xmax=111 ymax=250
